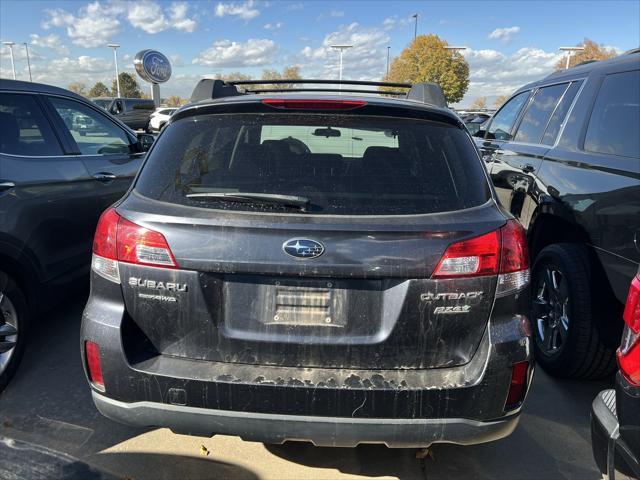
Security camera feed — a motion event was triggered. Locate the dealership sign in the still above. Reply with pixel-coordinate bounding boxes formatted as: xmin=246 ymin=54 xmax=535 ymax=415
xmin=134 ymin=49 xmax=172 ymax=84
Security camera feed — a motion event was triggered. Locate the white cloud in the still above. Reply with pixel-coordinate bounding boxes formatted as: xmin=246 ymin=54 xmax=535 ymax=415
xmin=458 ymin=46 xmax=565 ymax=106
xmin=126 ymin=1 xmax=197 ymax=34
xmin=263 ymin=22 xmax=283 ymax=30
xmin=488 ymin=26 xmax=521 ymax=44
xmin=382 ymin=15 xmax=410 ymax=31
xmin=193 ymin=38 xmax=276 ymax=67
xmin=41 ymin=1 xmax=196 ymax=47
xmin=298 ymin=22 xmax=390 ymax=80
xmin=42 ymin=2 xmax=125 ymax=47
xmin=29 ymin=33 xmax=70 ymax=55
xmin=214 ymin=0 xmax=259 ymax=20
xmin=330 ymin=10 xmax=344 ymax=17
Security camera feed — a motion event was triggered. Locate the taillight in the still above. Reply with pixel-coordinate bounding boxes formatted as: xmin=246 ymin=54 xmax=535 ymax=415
xmin=504 ymin=361 xmax=529 ymax=410
xmin=618 ymin=275 xmax=640 ymax=386
xmin=91 ymin=208 xmax=177 ymax=283
xmin=432 ymin=219 xmax=530 ymax=296
xmin=85 ymin=340 xmax=105 ymax=391
xmin=261 ymin=99 xmax=367 ymax=110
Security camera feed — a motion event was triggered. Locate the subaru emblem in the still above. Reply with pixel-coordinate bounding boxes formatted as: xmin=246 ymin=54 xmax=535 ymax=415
xmin=282 ymin=238 xmax=324 ymax=259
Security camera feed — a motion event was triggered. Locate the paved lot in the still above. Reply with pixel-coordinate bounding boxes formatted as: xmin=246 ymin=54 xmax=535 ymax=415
xmin=0 ymin=293 xmax=610 ymax=480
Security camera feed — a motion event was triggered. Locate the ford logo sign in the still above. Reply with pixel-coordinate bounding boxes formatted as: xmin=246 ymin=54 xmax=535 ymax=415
xmin=282 ymin=239 xmax=324 ymax=259
xmin=134 ymin=49 xmax=172 ymax=84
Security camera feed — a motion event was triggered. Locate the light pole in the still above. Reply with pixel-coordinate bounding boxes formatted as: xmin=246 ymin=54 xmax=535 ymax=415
xmin=444 ymin=46 xmax=468 ymax=53
xmin=412 ymin=14 xmax=418 ymax=40
xmin=559 ymin=46 xmax=585 ymax=70
xmin=23 ymin=43 xmax=32 ymax=82
xmin=2 ymin=42 xmax=16 ymax=79
xmin=108 ymin=43 xmax=121 ymax=97
xmin=386 ymin=46 xmax=391 ymax=77
xmin=330 ymin=44 xmax=352 ymax=86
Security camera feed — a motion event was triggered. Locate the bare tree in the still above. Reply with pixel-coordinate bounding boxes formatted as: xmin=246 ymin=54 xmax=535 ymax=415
xmin=470 ymin=96 xmax=487 ymax=110
xmin=493 ymin=95 xmax=509 ymax=109
xmin=68 ymin=82 xmax=87 ymax=96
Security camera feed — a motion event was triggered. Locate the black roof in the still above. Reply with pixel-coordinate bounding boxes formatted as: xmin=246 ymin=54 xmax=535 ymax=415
xmin=0 ymin=79 xmax=88 ymax=101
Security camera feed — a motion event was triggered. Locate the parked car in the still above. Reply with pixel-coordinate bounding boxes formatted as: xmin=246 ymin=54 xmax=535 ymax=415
xmin=91 ymin=97 xmax=156 ymax=131
xmin=0 ymin=79 xmax=154 ymax=392
xmin=473 ymin=51 xmax=640 ymax=379
xmin=149 ymin=107 xmax=177 ymax=132
xmin=81 ymin=79 xmax=533 ymax=448
xmin=464 ymin=114 xmax=492 ymax=136
xmin=591 ymin=266 xmax=640 ymax=480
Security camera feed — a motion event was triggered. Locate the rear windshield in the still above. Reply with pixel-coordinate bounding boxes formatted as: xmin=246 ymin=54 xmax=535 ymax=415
xmin=135 ymin=113 xmax=490 ymax=215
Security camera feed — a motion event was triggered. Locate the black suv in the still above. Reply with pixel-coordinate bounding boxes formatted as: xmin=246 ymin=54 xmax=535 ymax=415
xmin=92 ymin=97 xmax=156 ymax=131
xmin=474 ymin=51 xmax=640 ymax=379
xmin=81 ymin=79 xmax=533 ymax=448
xmin=0 ymin=80 xmax=152 ymax=392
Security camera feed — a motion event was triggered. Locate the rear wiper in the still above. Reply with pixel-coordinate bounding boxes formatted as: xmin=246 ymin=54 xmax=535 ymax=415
xmin=185 ymin=192 xmax=310 ymax=212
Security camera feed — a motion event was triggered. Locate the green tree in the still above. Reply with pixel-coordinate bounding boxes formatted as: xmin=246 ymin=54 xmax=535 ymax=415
xmin=383 ymin=34 xmax=469 ymax=104
xmin=88 ymin=82 xmax=110 ymax=98
xmin=554 ymin=38 xmax=617 ymax=70
xmin=68 ymin=82 xmax=87 ymax=96
xmin=112 ymin=72 xmax=142 ymax=98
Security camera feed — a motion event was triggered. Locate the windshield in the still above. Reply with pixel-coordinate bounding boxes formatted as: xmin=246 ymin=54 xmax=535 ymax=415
xmin=92 ymin=99 xmax=111 ymax=109
xmin=135 ymin=113 xmax=490 ymax=215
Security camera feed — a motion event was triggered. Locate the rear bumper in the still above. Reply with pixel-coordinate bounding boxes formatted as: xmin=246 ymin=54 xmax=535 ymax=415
xmin=81 ymin=274 xmax=532 ymax=447
xmin=93 ymin=391 xmax=520 ymax=448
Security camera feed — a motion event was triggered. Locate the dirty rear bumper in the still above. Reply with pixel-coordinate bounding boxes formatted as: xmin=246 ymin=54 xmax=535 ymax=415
xmin=82 ymin=275 xmax=532 ymax=447
xmin=92 ymin=391 xmax=520 ymax=448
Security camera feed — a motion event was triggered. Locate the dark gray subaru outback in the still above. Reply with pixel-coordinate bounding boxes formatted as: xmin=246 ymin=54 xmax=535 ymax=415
xmin=81 ymin=79 xmax=533 ymax=448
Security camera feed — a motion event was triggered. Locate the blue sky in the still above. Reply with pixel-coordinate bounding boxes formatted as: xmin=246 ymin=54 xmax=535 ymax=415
xmin=1 ymin=0 xmax=639 ymax=105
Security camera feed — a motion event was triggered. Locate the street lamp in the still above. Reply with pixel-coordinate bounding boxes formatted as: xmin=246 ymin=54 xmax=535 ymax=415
xmin=23 ymin=43 xmax=32 ymax=82
xmin=330 ymin=44 xmax=352 ymax=85
xmin=107 ymin=43 xmax=121 ymax=97
xmin=386 ymin=46 xmax=391 ymax=77
xmin=559 ymin=46 xmax=585 ymax=70
xmin=444 ymin=46 xmax=468 ymax=52
xmin=412 ymin=14 xmax=418 ymax=40
xmin=2 ymin=41 xmax=16 ymax=80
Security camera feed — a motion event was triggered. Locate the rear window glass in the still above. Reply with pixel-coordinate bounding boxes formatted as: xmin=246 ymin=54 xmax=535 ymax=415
xmin=135 ymin=113 xmax=490 ymax=216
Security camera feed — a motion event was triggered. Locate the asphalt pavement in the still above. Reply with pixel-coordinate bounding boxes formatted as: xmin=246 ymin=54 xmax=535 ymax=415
xmin=0 ymin=293 xmax=610 ymax=480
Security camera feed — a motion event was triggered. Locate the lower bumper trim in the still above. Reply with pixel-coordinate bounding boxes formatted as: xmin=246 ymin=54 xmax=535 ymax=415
xmin=93 ymin=391 xmax=519 ymax=448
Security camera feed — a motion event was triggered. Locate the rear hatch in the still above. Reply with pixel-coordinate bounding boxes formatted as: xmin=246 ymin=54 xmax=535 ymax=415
xmin=110 ymin=100 xmax=506 ymax=370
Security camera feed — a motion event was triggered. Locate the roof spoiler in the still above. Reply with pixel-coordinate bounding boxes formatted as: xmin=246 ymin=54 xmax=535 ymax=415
xmin=189 ymin=78 xmax=447 ymax=108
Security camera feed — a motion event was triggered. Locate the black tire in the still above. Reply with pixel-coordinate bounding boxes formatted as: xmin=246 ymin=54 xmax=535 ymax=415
xmin=530 ymin=244 xmax=616 ymax=379
xmin=159 ymin=122 xmax=166 ymax=131
xmin=0 ymin=272 xmax=29 ymax=393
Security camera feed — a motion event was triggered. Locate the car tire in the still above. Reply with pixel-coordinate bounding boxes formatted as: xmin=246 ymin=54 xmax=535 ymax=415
xmin=530 ymin=243 xmax=617 ymax=379
xmin=0 ymin=272 xmax=29 ymax=393
xmin=159 ymin=122 xmax=166 ymax=131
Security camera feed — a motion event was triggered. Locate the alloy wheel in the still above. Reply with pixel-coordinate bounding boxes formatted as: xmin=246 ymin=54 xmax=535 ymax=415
xmin=0 ymin=291 xmax=19 ymax=374
xmin=532 ymin=266 xmax=570 ymax=356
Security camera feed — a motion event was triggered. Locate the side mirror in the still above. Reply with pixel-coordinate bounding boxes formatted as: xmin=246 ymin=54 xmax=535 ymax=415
xmin=473 ymin=129 xmax=486 ymax=138
xmin=137 ymin=133 xmax=155 ymax=152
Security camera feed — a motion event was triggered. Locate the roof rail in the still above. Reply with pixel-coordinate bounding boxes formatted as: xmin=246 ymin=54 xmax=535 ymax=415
xmin=189 ymin=78 xmax=447 ymax=108
xmin=227 ymin=79 xmax=412 ymax=88
xmin=623 ymin=47 xmax=640 ymax=55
